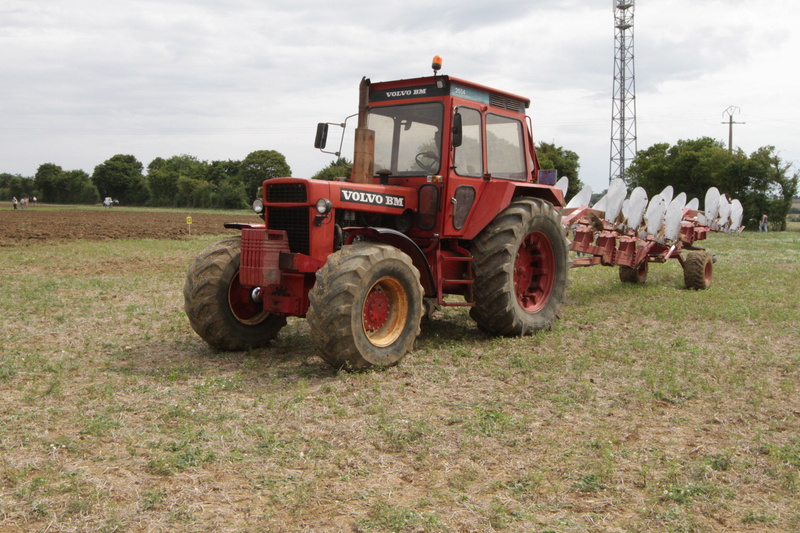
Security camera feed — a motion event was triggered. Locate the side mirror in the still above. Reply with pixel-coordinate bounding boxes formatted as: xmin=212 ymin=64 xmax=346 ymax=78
xmin=314 ymin=123 xmax=329 ymax=149
xmin=451 ymin=112 xmax=463 ymax=148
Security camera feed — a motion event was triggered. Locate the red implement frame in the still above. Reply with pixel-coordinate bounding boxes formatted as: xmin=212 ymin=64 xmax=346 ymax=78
xmin=562 ymin=206 xmax=709 ymax=270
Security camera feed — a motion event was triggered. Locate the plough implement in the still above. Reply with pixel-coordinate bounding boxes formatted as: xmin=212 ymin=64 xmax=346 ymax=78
xmin=559 ymin=178 xmax=744 ymax=289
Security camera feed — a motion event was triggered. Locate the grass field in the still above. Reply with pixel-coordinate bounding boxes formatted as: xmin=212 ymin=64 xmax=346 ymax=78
xmin=1 ymin=216 xmax=799 ymax=532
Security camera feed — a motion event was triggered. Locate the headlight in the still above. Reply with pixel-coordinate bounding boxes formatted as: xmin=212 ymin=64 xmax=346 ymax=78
xmin=252 ymin=198 xmax=264 ymax=214
xmin=316 ymin=198 xmax=332 ymax=215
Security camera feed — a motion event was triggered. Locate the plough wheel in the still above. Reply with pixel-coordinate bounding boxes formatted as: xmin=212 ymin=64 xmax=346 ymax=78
xmin=683 ymin=251 xmax=713 ymax=290
xmin=307 ymin=243 xmax=424 ymax=370
xmin=470 ymin=198 xmax=570 ymax=336
xmin=184 ymin=236 xmax=286 ymax=350
xmin=619 ymin=262 xmax=648 ymax=284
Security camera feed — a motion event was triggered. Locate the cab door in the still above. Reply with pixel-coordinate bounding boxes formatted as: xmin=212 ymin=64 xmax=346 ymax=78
xmin=443 ymin=106 xmax=484 ymax=236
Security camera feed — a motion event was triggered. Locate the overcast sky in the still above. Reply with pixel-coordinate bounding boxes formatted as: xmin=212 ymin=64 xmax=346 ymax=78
xmin=2 ymin=0 xmax=799 ymax=195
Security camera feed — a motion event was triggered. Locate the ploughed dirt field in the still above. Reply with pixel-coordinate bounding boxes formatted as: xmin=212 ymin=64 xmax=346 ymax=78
xmin=0 ymin=206 xmax=251 ymax=245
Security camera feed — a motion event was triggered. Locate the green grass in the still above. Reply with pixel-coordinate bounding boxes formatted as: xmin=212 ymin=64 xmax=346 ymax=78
xmin=1 ymin=202 xmax=253 ymax=216
xmin=0 ymin=228 xmax=799 ymax=531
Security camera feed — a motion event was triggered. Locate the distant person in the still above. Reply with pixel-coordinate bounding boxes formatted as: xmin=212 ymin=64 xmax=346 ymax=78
xmin=759 ymin=212 xmax=768 ymax=233
xmin=32 ymin=196 xmax=37 ymax=206
xmin=12 ymin=197 xmax=18 ymax=209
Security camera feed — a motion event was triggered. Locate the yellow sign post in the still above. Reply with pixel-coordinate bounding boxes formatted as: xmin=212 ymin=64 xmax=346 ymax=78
xmin=186 ymin=216 xmax=193 ymax=235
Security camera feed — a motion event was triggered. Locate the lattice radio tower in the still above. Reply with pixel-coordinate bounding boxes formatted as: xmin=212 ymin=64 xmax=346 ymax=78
xmin=609 ymin=0 xmax=637 ymax=184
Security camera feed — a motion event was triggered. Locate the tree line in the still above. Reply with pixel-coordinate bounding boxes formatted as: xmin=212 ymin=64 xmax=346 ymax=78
xmin=1 ymin=142 xmax=585 ymax=211
xmin=626 ymin=138 xmax=798 ymax=231
xmin=1 ymin=150 xmax=291 ymax=210
xmin=2 ymin=138 xmax=796 ymax=231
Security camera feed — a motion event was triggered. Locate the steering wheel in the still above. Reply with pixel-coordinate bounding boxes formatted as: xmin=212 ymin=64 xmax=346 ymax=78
xmin=415 ymin=151 xmax=440 ymax=173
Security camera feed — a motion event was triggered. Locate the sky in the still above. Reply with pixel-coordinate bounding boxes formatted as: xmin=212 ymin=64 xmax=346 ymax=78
xmin=2 ymin=0 xmax=799 ymax=196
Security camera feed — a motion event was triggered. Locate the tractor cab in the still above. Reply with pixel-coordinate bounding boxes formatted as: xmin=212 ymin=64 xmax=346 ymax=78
xmin=314 ymin=59 xmax=563 ymax=241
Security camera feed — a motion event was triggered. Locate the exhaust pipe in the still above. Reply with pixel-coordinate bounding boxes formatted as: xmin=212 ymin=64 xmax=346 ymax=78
xmin=350 ymin=77 xmax=374 ymax=184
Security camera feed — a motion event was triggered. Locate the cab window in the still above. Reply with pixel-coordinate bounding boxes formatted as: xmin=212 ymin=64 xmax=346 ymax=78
xmin=369 ymin=103 xmax=444 ymax=176
xmin=453 ymin=107 xmax=483 ymax=177
xmin=486 ymin=114 xmax=526 ymax=180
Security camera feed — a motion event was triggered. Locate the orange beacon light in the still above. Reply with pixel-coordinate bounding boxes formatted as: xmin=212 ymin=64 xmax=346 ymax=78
xmin=432 ymin=55 xmax=443 ymax=73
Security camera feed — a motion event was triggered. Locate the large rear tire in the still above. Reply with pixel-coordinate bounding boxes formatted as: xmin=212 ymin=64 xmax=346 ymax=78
xmin=470 ymin=198 xmax=570 ymax=336
xmin=184 ymin=236 xmax=286 ymax=350
xmin=683 ymin=251 xmax=713 ymax=290
xmin=307 ymin=244 xmax=424 ymax=370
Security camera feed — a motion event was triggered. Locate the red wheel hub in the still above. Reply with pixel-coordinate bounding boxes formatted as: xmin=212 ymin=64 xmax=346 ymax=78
xmin=513 ymin=231 xmax=555 ymax=313
xmin=228 ymin=273 xmax=268 ymax=325
xmin=363 ymin=286 xmax=391 ymax=331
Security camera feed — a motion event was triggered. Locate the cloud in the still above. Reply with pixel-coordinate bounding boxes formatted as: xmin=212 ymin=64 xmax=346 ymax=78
xmin=1 ymin=0 xmax=798 ymax=196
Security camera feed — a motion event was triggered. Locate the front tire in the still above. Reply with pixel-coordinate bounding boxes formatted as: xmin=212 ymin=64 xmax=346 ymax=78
xmin=470 ymin=198 xmax=570 ymax=336
xmin=184 ymin=236 xmax=286 ymax=350
xmin=307 ymin=244 xmax=424 ymax=370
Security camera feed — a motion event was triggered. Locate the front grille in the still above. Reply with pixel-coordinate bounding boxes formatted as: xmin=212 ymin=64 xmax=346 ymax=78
xmin=240 ymin=228 xmax=290 ymax=287
xmin=267 ymin=183 xmax=307 ymax=203
xmin=268 ymin=207 xmax=309 ymax=255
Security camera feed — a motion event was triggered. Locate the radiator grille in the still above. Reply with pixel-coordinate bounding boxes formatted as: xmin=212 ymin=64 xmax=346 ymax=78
xmin=268 ymin=207 xmax=309 ymax=255
xmin=267 ymin=183 xmax=307 ymax=203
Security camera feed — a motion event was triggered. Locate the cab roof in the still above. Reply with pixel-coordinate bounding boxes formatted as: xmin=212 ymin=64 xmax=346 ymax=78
xmin=369 ymin=75 xmax=530 ymax=111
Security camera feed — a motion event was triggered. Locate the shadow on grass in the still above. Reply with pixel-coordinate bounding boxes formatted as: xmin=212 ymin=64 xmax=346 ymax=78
xmin=108 ymin=307 xmax=493 ymax=384
xmin=416 ymin=306 xmax=489 ymax=351
xmin=106 ymin=333 xmax=336 ymax=385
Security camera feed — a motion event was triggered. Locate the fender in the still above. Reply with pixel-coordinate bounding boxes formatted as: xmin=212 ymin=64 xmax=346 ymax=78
xmin=224 ymin=222 xmax=266 ymax=230
xmin=460 ymin=182 xmax=565 ymax=240
xmin=344 ymin=227 xmax=436 ymax=297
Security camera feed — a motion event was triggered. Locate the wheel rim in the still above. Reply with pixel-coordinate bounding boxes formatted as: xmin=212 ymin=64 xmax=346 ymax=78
xmin=703 ymin=259 xmax=713 ymax=284
xmin=228 ymin=272 xmax=270 ymax=326
xmin=514 ymin=230 xmax=556 ymax=313
xmin=636 ymin=262 xmax=648 ymax=281
xmin=362 ymin=276 xmax=408 ymax=347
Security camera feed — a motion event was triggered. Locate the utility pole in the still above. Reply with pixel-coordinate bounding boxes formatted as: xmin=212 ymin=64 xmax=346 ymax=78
xmin=610 ymin=0 xmax=637 ymax=184
xmin=722 ymin=106 xmax=744 ymax=153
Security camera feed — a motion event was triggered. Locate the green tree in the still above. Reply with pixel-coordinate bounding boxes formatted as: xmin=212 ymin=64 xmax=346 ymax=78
xmin=240 ymin=150 xmax=291 ymax=199
xmin=146 ymin=155 xmax=208 ymax=207
xmin=536 ymin=142 xmax=584 ymax=199
xmin=147 ymin=157 xmax=178 ymax=206
xmin=628 ymin=138 xmax=798 ymax=230
xmin=627 ymin=137 xmax=726 ymax=203
xmin=216 ymin=179 xmax=249 ymax=209
xmin=175 ymin=175 xmax=220 ymax=208
xmin=744 ymin=146 xmax=798 ymax=231
xmin=32 ymin=164 xmax=98 ymax=204
xmin=62 ymin=170 xmax=99 ymax=204
xmin=624 ymin=143 xmax=669 ymax=192
xmin=312 ymin=157 xmax=351 ymax=181
xmin=92 ymin=154 xmax=144 ymax=205
xmin=126 ymin=174 xmax=152 ymax=205
xmin=206 ymin=160 xmax=242 ymax=185
xmin=205 ymin=159 xmax=248 ymax=208
xmin=34 ymin=163 xmax=64 ymax=202
xmin=1 ymin=173 xmax=35 ymax=200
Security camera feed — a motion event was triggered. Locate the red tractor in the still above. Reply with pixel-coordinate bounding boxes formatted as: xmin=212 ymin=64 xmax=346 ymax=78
xmin=184 ymin=59 xmax=570 ymax=369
